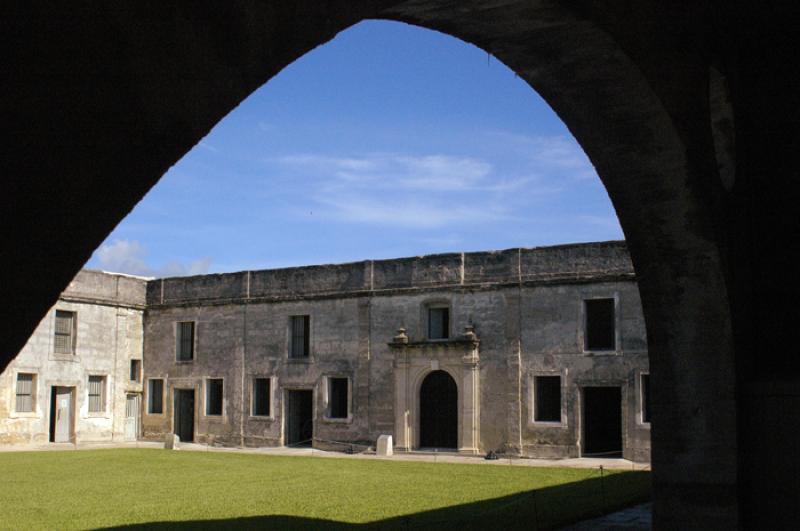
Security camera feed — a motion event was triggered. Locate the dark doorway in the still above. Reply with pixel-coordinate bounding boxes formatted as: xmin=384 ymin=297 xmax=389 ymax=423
xmin=583 ymin=386 xmax=622 ymax=457
xmin=419 ymin=370 xmax=458 ymax=449
xmin=173 ymin=388 xmax=195 ymax=442
xmin=286 ymin=390 xmax=313 ymax=447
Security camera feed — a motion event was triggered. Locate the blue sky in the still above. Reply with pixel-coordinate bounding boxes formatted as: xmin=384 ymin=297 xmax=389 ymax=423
xmin=87 ymin=20 xmax=622 ymax=277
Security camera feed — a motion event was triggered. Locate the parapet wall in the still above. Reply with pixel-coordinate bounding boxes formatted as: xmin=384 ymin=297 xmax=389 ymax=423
xmin=146 ymin=241 xmax=634 ymax=307
xmin=62 ymin=269 xmax=148 ymax=308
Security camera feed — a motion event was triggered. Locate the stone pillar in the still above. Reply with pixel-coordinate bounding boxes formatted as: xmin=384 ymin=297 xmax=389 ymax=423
xmin=459 ymin=347 xmax=480 ymax=454
xmin=393 ymin=342 xmax=410 ymax=452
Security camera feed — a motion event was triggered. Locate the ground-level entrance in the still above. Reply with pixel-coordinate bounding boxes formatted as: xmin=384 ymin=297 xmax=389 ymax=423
xmin=173 ymin=389 xmax=195 ymax=443
xmin=285 ymin=389 xmax=313 ymax=447
xmin=582 ymin=386 xmax=622 ymax=457
xmin=125 ymin=393 xmax=140 ymax=441
xmin=419 ymin=370 xmax=458 ymax=449
xmin=49 ymin=386 xmax=74 ymax=443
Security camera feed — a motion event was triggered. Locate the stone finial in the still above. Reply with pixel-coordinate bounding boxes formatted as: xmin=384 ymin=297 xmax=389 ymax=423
xmin=393 ymin=327 xmax=409 ymax=344
xmin=464 ymin=324 xmax=477 ymax=341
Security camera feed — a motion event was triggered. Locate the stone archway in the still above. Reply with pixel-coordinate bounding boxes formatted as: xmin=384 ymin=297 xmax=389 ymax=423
xmin=6 ymin=2 xmax=798 ymax=528
xmin=419 ymin=370 xmax=458 ymax=449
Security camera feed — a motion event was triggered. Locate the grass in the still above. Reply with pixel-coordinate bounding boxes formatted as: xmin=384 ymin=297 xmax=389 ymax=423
xmin=0 ymin=449 xmax=650 ymax=530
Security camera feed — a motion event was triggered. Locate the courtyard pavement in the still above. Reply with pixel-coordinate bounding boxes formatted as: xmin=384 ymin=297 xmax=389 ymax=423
xmin=560 ymin=503 xmax=652 ymax=530
xmin=0 ymin=440 xmax=651 ymax=471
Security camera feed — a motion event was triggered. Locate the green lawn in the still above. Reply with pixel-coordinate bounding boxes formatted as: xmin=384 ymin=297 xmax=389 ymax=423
xmin=0 ymin=449 xmax=650 ymax=530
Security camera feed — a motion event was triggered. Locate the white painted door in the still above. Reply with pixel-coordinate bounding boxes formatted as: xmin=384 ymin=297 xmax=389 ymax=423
xmin=54 ymin=387 xmax=73 ymax=443
xmin=125 ymin=394 xmax=140 ymax=441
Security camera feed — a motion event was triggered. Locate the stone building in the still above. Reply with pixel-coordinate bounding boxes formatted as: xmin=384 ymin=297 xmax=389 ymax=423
xmin=0 ymin=241 xmax=650 ymax=461
xmin=0 ymin=270 xmax=147 ymax=444
xmin=141 ymin=240 xmax=650 ymax=461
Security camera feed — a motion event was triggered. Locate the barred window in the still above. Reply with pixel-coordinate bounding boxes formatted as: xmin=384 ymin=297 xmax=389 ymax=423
xmin=252 ymin=378 xmax=271 ymax=417
xmin=15 ymin=373 xmax=35 ymax=413
xmin=148 ymin=379 xmax=164 ymax=414
xmin=206 ymin=378 xmax=223 ymax=416
xmin=289 ymin=315 xmax=310 ymax=358
xmin=328 ymin=377 xmax=349 ymax=419
xmin=88 ymin=375 xmax=106 ymax=413
xmin=54 ymin=310 xmax=75 ymax=354
xmin=176 ymin=321 xmax=195 ymax=361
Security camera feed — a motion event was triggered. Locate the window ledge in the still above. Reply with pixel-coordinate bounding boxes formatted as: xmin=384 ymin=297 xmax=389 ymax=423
xmin=9 ymin=412 xmax=40 ymax=419
xmin=287 ymin=357 xmax=312 ymax=364
xmin=51 ymin=353 xmax=79 ymax=362
xmin=583 ymin=350 xmax=620 ymax=356
xmin=529 ymin=421 xmax=567 ymax=428
xmin=322 ymin=416 xmax=353 ymax=424
xmin=87 ymin=413 xmax=110 ymax=419
xmin=248 ymin=415 xmax=275 ymax=422
xmin=175 ymin=360 xmax=194 ymax=365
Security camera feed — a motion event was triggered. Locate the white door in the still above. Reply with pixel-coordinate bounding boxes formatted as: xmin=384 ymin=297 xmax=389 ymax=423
xmin=54 ymin=386 xmax=73 ymax=443
xmin=125 ymin=394 xmax=140 ymax=441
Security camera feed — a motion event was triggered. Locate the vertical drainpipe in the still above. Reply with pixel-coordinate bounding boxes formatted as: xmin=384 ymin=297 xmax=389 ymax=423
xmin=240 ymin=271 xmax=250 ymax=448
xmin=110 ymin=276 xmax=120 ymax=442
xmin=517 ymin=248 xmax=523 ymax=453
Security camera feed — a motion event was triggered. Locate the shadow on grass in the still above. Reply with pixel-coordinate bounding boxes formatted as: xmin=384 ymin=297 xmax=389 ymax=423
xmin=99 ymin=471 xmax=650 ymax=530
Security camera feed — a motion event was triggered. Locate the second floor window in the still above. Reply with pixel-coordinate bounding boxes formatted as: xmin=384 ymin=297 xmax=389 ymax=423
xmin=428 ymin=307 xmax=449 ymax=340
xmin=176 ymin=321 xmax=195 ymax=361
xmin=54 ymin=310 xmax=75 ymax=354
xmin=584 ymin=298 xmax=616 ymax=351
xmin=130 ymin=359 xmax=141 ymax=382
xmin=289 ymin=315 xmax=310 ymax=358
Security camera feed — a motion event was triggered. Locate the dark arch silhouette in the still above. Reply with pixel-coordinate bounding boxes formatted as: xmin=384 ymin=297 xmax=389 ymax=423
xmin=4 ymin=3 xmax=798 ymax=528
xmin=419 ymin=370 xmax=458 ymax=449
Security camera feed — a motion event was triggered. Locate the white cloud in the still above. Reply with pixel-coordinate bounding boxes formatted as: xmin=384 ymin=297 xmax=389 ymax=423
xmin=269 ymin=149 xmax=574 ymax=230
xmin=95 ymin=240 xmax=150 ymax=276
xmin=485 ymin=132 xmax=598 ymax=180
xmin=92 ymin=239 xmax=211 ymax=278
xmin=275 ymin=153 xmax=493 ymax=191
xmin=314 ymin=193 xmax=508 ymax=229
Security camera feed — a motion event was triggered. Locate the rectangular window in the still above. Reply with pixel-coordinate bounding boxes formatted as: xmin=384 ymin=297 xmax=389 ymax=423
xmin=584 ymin=298 xmax=616 ymax=351
xmin=88 ymin=375 xmax=106 ymax=413
xmin=641 ymin=373 xmax=651 ymax=424
xmin=289 ymin=315 xmax=310 ymax=358
xmin=328 ymin=377 xmax=349 ymax=419
xmin=206 ymin=378 xmax=223 ymax=416
xmin=534 ymin=375 xmax=561 ymax=422
xmin=428 ymin=307 xmax=449 ymax=340
xmin=15 ymin=373 xmax=35 ymax=413
xmin=130 ymin=359 xmax=141 ymax=382
xmin=148 ymin=379 xmax=164 ymax=414
xmin=252 ymin=378 xmax=271 ymax=417
xmin=54 ymin=310 xmax=75 ymax=354
xmin=176 ymin=321 xmax=195 ymax=361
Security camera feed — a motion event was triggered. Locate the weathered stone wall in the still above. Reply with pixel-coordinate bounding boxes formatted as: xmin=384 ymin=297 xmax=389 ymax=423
xmin=141 ymin=242 xmax=649 ymax=459
xmin=0 ymin=270 xmax=146 ymax=444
